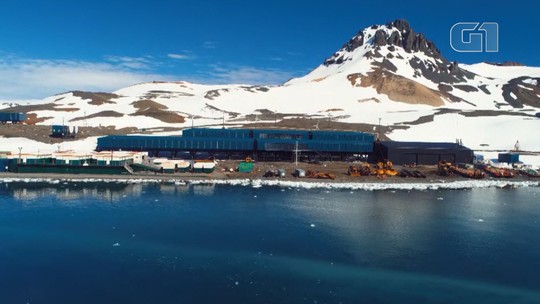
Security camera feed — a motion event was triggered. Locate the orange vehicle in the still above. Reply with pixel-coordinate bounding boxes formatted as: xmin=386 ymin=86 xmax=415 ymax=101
xmin=372 ymin=160 xmax=397 ymax=177
xmin=348 ymin=163 xmax=371 ymax=177
xmin=348 ymin=165 xmax=361 ymax=177
xmin=483 ymin=165 xmax=514 ymax=178
xmin=306 ymin=170 xmax=336 ymax=180
xmin=451 ymin=165 xmax=485 ymax=179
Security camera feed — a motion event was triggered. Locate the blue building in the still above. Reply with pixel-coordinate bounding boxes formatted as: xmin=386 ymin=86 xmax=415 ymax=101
xmin=51 ymin=125 xmax=70 ymax=138
xmin=375 ymin=141 xmax=474 ymax=165
xmin=97 ymin=128 xmax=375 ymax=161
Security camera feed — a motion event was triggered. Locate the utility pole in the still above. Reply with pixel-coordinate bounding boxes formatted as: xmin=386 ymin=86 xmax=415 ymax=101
xmin=295 ymin=140 xmax=298 ymax=166
xmin=378 ymin=117 xmax=382 ymax=140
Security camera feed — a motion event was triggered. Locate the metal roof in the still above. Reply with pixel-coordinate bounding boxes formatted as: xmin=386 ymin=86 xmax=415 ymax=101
xmin=380 ymin=141 xmax=471 ymax=150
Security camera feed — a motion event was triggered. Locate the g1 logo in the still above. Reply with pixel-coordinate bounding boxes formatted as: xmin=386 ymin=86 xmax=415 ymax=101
xmin=450 ymin=22 xmax=499 ymax=53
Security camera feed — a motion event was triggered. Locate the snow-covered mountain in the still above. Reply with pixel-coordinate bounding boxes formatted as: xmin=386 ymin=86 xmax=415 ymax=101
xmin=2 ymin=19 xmax=540 ymax=154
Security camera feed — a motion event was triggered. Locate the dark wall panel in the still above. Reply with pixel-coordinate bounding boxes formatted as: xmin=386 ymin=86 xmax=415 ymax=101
xmin=417 ymin=154 xmax=441 ymax=165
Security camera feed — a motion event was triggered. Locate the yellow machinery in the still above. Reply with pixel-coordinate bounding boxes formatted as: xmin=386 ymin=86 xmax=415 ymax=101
xmin=347 ymin=163 xmax=371 ymax=177
xmin=372 ymin=160 xmax=397 ymax=177
xmin=348 ymin=165 xmax=361 ymax=177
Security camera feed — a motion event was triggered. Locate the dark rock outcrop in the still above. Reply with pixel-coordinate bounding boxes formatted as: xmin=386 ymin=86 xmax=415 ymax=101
xmin=453 ymin=85 xmax=479 ymax=92
xmin=373 ymin=30 xmax=388 ymax=46
xmin=409 ymin=57 xmax=476 ymax=84
xmin=486 ymin=61 xmax=524 ymax=67
xmin=502 ymin=77 xmax=540 ymax=108
xmin=478 ymin=85 xmax=491 ymax=95
xmin=372 ymin=58 xmax=398 ymax=73
xmin=360 ymin=19 xmax=443 ymax=59
xmin=71 ymin=91 xmax=120 ymax=105
xmin=438 ymin=84 xmax=453 ymax=92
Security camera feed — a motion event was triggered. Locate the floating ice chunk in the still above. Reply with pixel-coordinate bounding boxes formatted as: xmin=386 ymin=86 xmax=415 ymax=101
xmin=113 ymin=243 xmax=120 ymax=247
xmin=235 ymin=281 xmax=239 ymax=286
xmin=310 ymin=224 xmax=316 ymax=228
xmin=478 ymin=219 xmax=484 ymax=222
xmin=437 ymin=197 xmax=444 ymax=200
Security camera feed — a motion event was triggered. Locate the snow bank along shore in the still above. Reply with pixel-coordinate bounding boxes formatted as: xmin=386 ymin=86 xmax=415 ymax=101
xmin=1 ymin=177 xmax=538 ymax=191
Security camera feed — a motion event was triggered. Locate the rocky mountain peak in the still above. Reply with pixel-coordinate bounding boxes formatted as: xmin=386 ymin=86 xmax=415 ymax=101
xmin=381 ymin=19 xmax=442 ymax=59
xmin=320 ymin=19 xmax=478 ymax=85
xmin=388 ymin=19 xmax=411 ymax=32
xmin=324 ymin=19 xmax=444 ymax=66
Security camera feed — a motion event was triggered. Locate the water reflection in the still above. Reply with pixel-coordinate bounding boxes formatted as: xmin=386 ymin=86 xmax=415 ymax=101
xmin=0 ymin=181 xmax=215 ymax=202
xmin=276 ymin=187 xmax=540 ymax=270
xmin=1 ymin=181 xmax=539 ymax=297
xmin=192 ymin=184 xmax=216 ymax=196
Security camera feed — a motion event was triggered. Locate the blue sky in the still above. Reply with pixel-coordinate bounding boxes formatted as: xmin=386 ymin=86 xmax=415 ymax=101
xmin=1 ymin=0 xmax=538 ymax=99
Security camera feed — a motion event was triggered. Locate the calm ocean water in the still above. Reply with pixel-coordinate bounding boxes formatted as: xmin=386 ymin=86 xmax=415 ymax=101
xmin=0 ymin=181 xmax=539 ymax=304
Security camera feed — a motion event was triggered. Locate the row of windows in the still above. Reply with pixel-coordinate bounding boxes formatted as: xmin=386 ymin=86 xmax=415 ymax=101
xmin=182 ymin=129 xmax=374 ymax=142
xmin=100 ymin=139 xmax=252 ymax=150
xmin=258 ymin=133 xmax=304 ymax=140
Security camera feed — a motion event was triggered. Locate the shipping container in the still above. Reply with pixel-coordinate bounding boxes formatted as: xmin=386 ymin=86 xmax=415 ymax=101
xmin=294 ymin=169 xmax=306 ymax=178
xmin=0 ymin=159 xmax=8 ymax=172
xmin=498 ymin=153 xmax=520 ymax=164
xmin=238 ymin=162 xmax=254 ymax=173
xmin=0 ymin=112 xmax=27 ymax=124
xmin=192 ymin=162 xmax=215 ymax=173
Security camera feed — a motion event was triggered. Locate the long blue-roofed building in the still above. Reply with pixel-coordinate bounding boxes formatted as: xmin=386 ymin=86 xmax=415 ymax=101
xmin=96 ymin=128 xmax=376 ymax=161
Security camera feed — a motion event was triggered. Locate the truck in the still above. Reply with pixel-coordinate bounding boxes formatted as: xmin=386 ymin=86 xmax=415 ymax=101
xmin=0 ymin=112 xmax=27 ymax=124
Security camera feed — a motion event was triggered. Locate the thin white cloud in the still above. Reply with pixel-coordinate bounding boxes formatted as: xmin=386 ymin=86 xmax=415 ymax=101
xmin=167 ymin=53 xmax=192 ymax=60
xmin=0 ymin=54 xmax=301 ymax=100
xmin=207 ymin=65 xmax=298 ymax=85
xmin=104 ymin=55 xmax=154 ymax=69
xmin=286 ymin=51 xmax=302 ymax=56
xmin=0 ymin=57 xmax=173 ymax=99
xmin=202 ymin=41 xmax=217 ymax=49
